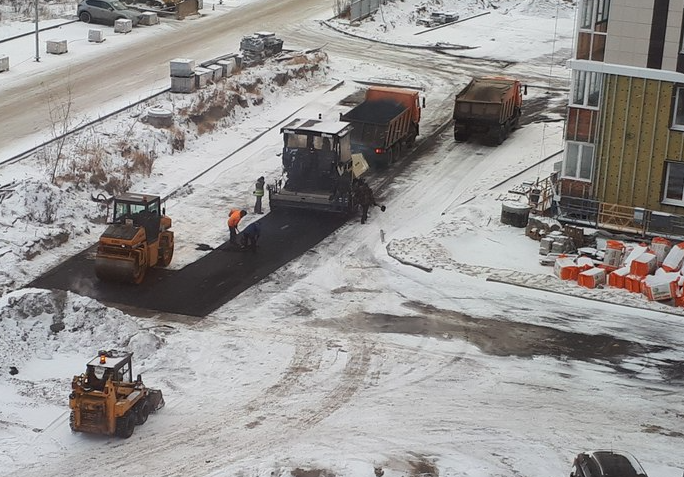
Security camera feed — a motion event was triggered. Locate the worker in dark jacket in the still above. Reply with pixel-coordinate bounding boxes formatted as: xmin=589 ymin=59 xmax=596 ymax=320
xmin=353 ymin=179 xmax=377 ymax=224
xmin=240 ymin=222 xmax=261 ymax=251
xmin=253 ymin=176 xmax=265 ymax=214
xmin=227 ymin=209 xmax=247 ymax=245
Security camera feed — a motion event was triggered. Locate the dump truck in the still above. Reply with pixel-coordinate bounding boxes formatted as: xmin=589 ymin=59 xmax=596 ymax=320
xmin=340 ymin=86 xmax=421 ymax=167
xmin=69 ymin=350 xmax=164 ymax=438
xmin=453 ymin=76 xmax=524 ymax=145
xmin=268 ymin=117 xmax=369 ymax=213
xmin=95 ymin=193 xmax=174 ymax=284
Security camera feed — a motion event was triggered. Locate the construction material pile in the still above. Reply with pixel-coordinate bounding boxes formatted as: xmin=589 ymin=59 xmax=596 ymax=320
xmin=553 ymin=236 xmax=684 ymax=305
xmin=239 ymin=32 xmax=284 ymax=66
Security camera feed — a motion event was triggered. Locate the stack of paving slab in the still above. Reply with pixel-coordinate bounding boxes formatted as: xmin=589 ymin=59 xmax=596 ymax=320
xmin=139 ymin=12 xmax=159 ymax=25
xmin=114 ymin=18 xmax=132 ymax=33
xmin=194 ymin=66 xmax=214 ymax=88
xmin=170 ymin=58 xmax=196 ymax=93
xmin=46 ymin=40 xmax=68 ymax=55
xmin=217 ymin=57 xmax=237 ymax=77
xmin=0 ymin=55 xmax=8 ymax=73
xmin=88 ymin=29 xmax=105 ymax=43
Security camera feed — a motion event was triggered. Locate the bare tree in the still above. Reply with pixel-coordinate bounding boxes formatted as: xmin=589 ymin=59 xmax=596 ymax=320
xmin=43 ymin=74 xmax=74 ymax=184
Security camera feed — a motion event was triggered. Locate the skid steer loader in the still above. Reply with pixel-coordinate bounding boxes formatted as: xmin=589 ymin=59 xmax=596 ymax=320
xmin=69 ymin=350 xmax=164 ymax=438
xmin=95 ymin=192 xmax=174 ymax=284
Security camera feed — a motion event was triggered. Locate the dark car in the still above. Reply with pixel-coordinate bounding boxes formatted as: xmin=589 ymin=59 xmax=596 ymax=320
xmin=77 ymin=0 xmax=141 ymax=27
xmin=571 ymin=451 xmax=648 ymax=477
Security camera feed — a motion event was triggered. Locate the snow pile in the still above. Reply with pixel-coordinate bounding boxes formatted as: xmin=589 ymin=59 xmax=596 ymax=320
xmin=0 ymin=180 xmax=98 ymax=295
xmin=330 ymin=0 xmax=577 ymax=55
xmin=0 ymin=288 xmax=165 ymax=371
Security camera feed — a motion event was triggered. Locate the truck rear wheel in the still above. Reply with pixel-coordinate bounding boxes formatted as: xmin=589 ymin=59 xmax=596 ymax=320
xmin=116 ymin=412 xmax=136 ymax=438
xmin=454 ymin=129 xmax=469 ymax=142
xmin=69 ymin=411 xmax=76 ymax=431
xmin=495 ymin=125 xmax=507 ymax=145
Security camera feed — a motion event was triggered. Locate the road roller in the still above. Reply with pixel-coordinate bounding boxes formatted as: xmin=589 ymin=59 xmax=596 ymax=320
xmin=95 ymin=193 xmax=174 ymax=284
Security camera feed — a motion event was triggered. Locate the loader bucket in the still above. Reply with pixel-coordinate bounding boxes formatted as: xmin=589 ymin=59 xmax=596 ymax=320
xmin=148 ymin=388 xmax=165 ymax=411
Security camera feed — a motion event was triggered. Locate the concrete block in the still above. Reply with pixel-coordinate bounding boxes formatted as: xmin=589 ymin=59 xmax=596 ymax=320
xmin=217 ymin=58 xmax=237 ymax=76
xmin=46 ymin=40 xmax=68 ymax=55
xmin=114 ymin=18 xmax=132 ymax=33
xmin=88 ymin=29 xmax=105 ymax=43
xmin=207 ymin=64 xmax=223 ymax=81
xmin=139 ymin=12 xmax=159 ymax=25
xmin=170 ymin=58 xmax=195 ymax=77
xmin=194 ymin=67 xmax=213 ymax=88
xmin=0 ymin=55 xmax=8 ymax=73
xmin=170 ymin=75 xmax=196 ymax=93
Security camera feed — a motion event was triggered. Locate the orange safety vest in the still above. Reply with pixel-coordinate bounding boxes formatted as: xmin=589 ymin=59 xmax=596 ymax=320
xmin=227 ymin=209 xmax=242 ymax=227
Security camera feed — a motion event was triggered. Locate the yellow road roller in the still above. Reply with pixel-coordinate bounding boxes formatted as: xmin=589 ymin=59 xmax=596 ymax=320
xmin=95 ymin=193 xmax=174 ymax=284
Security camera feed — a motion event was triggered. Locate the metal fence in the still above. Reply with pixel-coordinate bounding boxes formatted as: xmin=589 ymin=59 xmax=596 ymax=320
xmin=350 ymin=0 xmax=381 ymax=22
xmin=557 ymin=196 xmax=684 ymax=240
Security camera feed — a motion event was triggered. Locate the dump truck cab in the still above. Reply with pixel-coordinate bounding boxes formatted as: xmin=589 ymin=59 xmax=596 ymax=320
xmin=69 ymin=350 xmax=164 ymax=438
xmin=269 ymin=118 xmax=367 ymax=213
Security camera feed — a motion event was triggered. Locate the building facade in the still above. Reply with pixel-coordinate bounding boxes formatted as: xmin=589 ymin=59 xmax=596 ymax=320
xmin=560 ymin=0 xmax=684 ymax=236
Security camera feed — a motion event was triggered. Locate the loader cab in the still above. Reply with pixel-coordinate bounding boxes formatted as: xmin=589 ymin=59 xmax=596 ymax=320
xmin=84 ymin=350 xmax=133 ymax=391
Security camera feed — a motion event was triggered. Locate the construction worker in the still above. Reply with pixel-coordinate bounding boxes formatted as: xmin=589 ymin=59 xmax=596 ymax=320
xmin=253 ymin=176 xmax=265 ymax=214
xmin=240 ymin=221 xmax=261 ymax=252
xmin=353 ymin=178 xmax=377 ymax=224
xmin=227 ymin=209 xmax=247 ymax=245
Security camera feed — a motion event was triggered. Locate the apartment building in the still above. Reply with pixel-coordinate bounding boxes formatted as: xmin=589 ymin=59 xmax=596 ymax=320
xmin=560 ymin=0 xmax=684 ymax=236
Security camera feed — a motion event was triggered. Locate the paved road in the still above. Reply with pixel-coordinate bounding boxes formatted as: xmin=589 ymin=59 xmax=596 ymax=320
xmin=30 ymin=208 xmax=347 ymax=316
xmin=0 ymin=0 xmax=331 ymax=160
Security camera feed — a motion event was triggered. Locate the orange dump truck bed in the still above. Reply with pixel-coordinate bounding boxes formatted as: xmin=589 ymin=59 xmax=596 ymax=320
xmin=340 ymin=86 xmax=421 ymax=165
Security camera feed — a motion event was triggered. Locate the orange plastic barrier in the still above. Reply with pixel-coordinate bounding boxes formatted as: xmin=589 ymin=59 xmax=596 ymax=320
xmin=554 ymin=257 xmax=579 ymax=281
xmin=607 ymin=266 xmax=630 ymax=289
xmin=629 ymin=252 xmax=657 ymax=277
xmin=578 ymin=268 xmax=606 ymax=289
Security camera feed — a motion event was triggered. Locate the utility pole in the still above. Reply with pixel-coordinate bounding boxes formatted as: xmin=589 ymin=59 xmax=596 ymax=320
xmin=34 ymin=0 xmax=40 ymax=62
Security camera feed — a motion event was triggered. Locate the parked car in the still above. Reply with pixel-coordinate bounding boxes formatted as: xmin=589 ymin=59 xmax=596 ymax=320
xmin=77 ymin=0 xmax=142 ymax=27
xmin=416 ymin=11 xmax=459 ymax=27
xmin=570 ymin=451 xmax=648 ymax=477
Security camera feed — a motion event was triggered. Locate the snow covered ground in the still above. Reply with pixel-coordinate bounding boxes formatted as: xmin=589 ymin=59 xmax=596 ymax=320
xmin=2 ymin=1 xmax=684 ymax=477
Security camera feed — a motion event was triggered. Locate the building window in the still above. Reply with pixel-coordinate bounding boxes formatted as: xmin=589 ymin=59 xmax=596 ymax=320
xmin=577 ymin=0 xmax=609 ymax=60
xmin=664 ymin=162 xmax=684 ymax=205
xmin=572 ymin=71 xmax=602 ymax=107
xmin=672 ymin=86 xmax=684 ymax=130
xmin=563 ymin=142 xmax=594 ymax=181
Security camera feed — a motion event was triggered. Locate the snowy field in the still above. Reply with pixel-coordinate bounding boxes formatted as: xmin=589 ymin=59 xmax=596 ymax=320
xmin=2 ymin=1 xmax=684 ymax=477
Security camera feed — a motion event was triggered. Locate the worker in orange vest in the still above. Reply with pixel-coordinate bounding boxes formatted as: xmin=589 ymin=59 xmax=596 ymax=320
xmin=227 ymin=209 xmax=247 ymax=245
